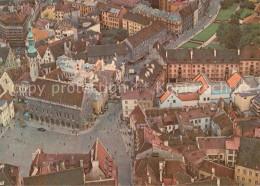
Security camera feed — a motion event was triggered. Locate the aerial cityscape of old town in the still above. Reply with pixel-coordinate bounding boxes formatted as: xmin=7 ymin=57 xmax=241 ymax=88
xmin=0 ymin=0 xmax=259 ymax=185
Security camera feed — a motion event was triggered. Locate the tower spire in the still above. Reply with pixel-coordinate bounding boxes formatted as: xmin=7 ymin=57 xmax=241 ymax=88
xmin=27 ymin=19 xmax=37 ymax=58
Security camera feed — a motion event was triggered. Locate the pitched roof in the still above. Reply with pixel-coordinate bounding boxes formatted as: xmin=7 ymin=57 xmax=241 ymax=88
xmin=0 ymin=91 xmax=13 ymax=104
xmin=212 ymin=111 xmax=232 ymax=132
xmin=225 ymin=137 xmax=240 ymax=150
xmin=121 ymin=87 xmax=154 ymax=100
xmin=29 ymin=78 xmax=85 ymax=107
xmin=197 ymin=137 xmax=226 ymax=154
xmin=129 ymin=105 xmax=146 ymax=125
xmin=0 ymin=13 xmax=27 ymax=24
xmin=91 ymin=139 xmax=118 ymax=181
xmin=87 ymin=42 xmax=130 ymax=57
xmin=45 ymin=68 xmax=68 ymax=81
xmin=193 ymin=72 xmax=210 ymax=94
xmin=0 ymin=46 xmax=10 ymax=64
xmin=126 ymin=21 xmax=167 ymax=47
xmin=177 ymin=93 xmax=199 ymax=101
xmin=227 ymin=72 xmax=242 ymax=89
xmin=23 ymin=168 xmax=85 ymax=185
xmin=237 ymin=137 xmax=260 ymax=170
xmin=160 ymin=90 xmax=171 ymax=103
xmin=199 ymin=160 xmax=234 ymax=179
xmin=255 ymin=3 xmax=260 ymax=13
xmin=123 ymin=12 xmax=151 ymax=25
xmin=240 ymin=45 xmax=260 ymax=59
xmin=243 ymin=76 xmax=259 ymax=88
xmin=0 ymin=163 xmax=20 ymax=186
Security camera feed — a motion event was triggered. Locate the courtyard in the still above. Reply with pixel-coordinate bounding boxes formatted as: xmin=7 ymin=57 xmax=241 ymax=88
xmin=0 ymin=102 xmax=133 ymax=185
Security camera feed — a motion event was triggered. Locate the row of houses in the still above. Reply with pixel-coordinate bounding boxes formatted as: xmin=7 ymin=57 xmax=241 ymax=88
xmin=129 ymin=101 xmax=260 ymax=185
xmin=0 ymin=139 xmax=119 ymax=185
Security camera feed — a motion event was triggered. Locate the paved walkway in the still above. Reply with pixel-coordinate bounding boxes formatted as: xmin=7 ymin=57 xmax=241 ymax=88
xmin=200 ymin=33 xmax=217 ymax=48
xmin=0 ymin=102 xmax=133 ymax=185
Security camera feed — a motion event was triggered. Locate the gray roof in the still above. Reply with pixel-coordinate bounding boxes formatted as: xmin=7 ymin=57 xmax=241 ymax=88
xmin=23 ymin=167 xmax=85 ymax=185
xmin=0 ymin=47 xmax=10 ymax=65
xmin=235 ymin=90 xmax=258 ymax=97
xmin=237 ymin=137 xmax=260 ymax=170
xmin=87 ymin=42 xmax=130 ymax=57
xmin=252 ymin=94 xmax=260 ymax=103
xmin=210 ymin=81 xmax=231 ymax=92
xmin=243 ymin=76 xmax=259 ymax=88
xmin=0 ymin=99 xmax=7 ymax=107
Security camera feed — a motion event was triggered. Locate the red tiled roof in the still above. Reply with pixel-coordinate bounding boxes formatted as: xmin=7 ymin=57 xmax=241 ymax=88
xmin=129 ymin=105 xmax=146 ymax=125
xmin=199 ymin=160 xmax=234 ymax=179
xmin=16 ymin=72 xmax=30 ymax=83
xmin=225 ymin=137 xmax=240 ymax=150
xmin=0 ymin=91 xmax=12 ymax=104
xmin=255 ymin=3 xmax=260 ymax=13
xmin=0 ymin=13 xmax=27 ymax=24
xmin=29 ymin=78 xmax=84 ymax=107
xmin=227 ymin=72 xmax=242 ymax=89
xmin=121 ymin=88 xmax=154 ymax=100
xmin=177 ymin=93 xmax=199 ymax=101
xmin=160 ymin=90 xmax=171 ymax=103
xmin=45 ymin=68 xmax=68 ymax=81
xmin=91 ymin=139 xmax=118 ymax=182
xmin=126 ymin=21 xmax=167 ymax=47
xmin=193 ymin=73 xmax=209 ymax=94
xmin=197 ymin=137 xmax=226 ymax=154
xmin=243 ymin=14 xmax=260 ymax=24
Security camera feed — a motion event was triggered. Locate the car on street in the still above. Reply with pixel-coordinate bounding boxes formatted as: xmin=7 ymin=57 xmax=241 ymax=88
xmin=37 ymin=128 xmax=46 ymax=132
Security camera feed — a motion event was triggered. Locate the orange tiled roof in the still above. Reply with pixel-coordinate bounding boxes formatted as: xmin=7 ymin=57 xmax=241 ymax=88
xmin=0 ymin=13 xmax=27 ymax=24
xmin=32 ymin=28 xmax=49 ymax=42
xmin=255 ymin=3 xmax=260 ymax=13
xmin=227 ymin=72 xmax=241 ymax=89
xmin=243 ymin=14 xmax=260 ymax=24
xmin=160 ymin=90 xmax=171 ymax=103
xmin=177 ymin=93 xmax=199 ymax=101
xmin=193 ymin=74 xmax=209 ymax=94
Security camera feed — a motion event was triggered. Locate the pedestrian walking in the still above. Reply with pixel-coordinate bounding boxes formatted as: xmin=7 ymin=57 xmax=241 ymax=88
xmin=13 ymin=153 xmax=14 ymax=157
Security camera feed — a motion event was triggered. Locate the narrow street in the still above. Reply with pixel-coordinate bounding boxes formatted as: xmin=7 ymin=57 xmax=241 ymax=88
xmin=166 ymin=0 xmax=221 ymax=49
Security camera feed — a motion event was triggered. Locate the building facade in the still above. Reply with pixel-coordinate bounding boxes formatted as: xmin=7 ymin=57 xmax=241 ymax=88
xmin=122 ymin=12 xmax=151 ymax=36
xmin=154 ymin=43 xmax=260 ymax=82
xmin=0 ymin=13 xmax=28 ymax=48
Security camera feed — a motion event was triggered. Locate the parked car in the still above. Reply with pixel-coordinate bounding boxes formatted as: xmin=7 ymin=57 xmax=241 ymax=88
xmin=37 ymin=128 xmax=46 ymax=132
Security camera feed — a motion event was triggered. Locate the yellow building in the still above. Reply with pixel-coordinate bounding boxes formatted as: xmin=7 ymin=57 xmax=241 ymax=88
xmin=63 ymin=0 xmax=97 ymax=17
xmin=41 ymin=5 xmax=55 ymax=20
xmin=123 ymin=12 xmax=151 ymax=36
xmin=235 ymin=137 xmax=260 ymax=186
xmin=234 ymin=92 xmax=257 ymax=112
xmin=0 ymin=91 xmax=15 ymax=126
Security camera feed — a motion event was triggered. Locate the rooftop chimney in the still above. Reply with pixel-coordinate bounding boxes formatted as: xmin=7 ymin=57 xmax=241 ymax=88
xmin=217 ymin=178 xmax=220 ymax=186
xmin=80 ymin=160 xmax=84 ymax=168
xmin=56 ymin=163 xmax=59 ymax=172
xmin=159 ymin=161 xmax=164 ymax=182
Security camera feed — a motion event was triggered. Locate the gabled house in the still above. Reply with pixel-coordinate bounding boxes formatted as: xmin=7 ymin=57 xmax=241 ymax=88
xmin=0 ymin=45 xmax=18 ymax=75
xmin=159 ymin=89 xmax=199 ymax=108
xmin=23 ymin=139 xmax=118 ymax=185
xmin=0 ymin=72 xmax=15 ymax=96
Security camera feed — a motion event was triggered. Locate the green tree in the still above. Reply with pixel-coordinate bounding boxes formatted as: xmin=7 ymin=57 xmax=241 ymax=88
xmin=229 ymin=14 xmax=240 ymax=25
xmin=239 ymin=24 xmax=260 ymax=48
